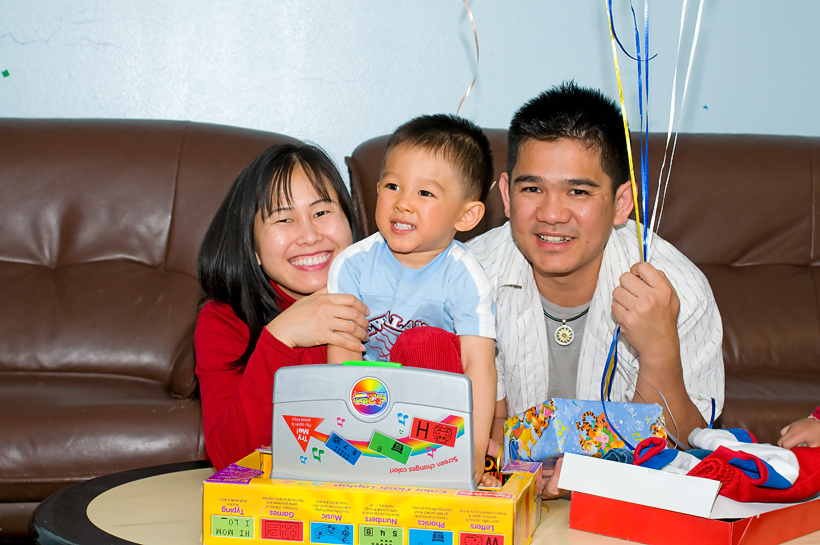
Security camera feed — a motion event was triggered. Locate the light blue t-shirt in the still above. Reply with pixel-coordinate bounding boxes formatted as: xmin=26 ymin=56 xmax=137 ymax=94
xmin=327 ymin=233 xmax=496 ymax=361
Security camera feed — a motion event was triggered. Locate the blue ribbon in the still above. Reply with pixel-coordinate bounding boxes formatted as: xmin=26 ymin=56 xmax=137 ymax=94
xmin=607 ymin=0 xmax=658 ymax=62
xmin=708 ymin=398 xmax=716 ymax=429
xmin=600 ymin=0 xmax=655 ymax=452
xmin=600 ymin=325 xmax=635 ymax=450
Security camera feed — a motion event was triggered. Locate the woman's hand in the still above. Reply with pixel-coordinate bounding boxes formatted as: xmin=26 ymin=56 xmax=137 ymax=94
xmin=266 ymin=288 xmax=369 ymax=352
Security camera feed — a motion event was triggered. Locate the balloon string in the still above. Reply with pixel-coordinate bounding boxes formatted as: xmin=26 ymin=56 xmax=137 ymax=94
xmin=601 ymin=325 xmax=635 ymax=450
xmin=602 ymin=0 xmax=711 ymax=448
xmin=606 ymin=0 xmax=658 ymax=62
xmin=648 ymin=0 xmax=705 ymax=261
xmin=647 ymin=0 xmax=688 ymax=259
xmin=601 ymin=0 xmax=647 ymax=452
xmin=456 ymin=0 xmax=479 ymax=115
xmin=630 ymin=0 xmax=650 ymax=260
xmin=606 ymin=0 xmax=644 ymax=263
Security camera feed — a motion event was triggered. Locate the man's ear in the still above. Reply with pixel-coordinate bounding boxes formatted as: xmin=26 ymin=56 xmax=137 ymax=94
xmin=455 ymin=200 xmax=486 ymax=233
xmin=613 ymin=181 xmax=634 ymax=226
xmin=499 ymin=172 xmax=511 ymax=219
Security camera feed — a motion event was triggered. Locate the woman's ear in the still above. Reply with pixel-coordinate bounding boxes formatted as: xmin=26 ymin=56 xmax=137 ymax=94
xmin=455 ymin=201 xmax=486 ymax=233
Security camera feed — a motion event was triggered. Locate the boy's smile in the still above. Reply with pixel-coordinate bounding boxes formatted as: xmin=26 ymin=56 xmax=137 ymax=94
xmin=376 ymin=144 xmax=474 ymax=269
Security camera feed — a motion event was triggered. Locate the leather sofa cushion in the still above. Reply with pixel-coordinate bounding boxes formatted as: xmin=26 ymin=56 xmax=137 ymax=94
xmin=703 ymin=264 xmax=820 ymax=375
xmin=0 ymin=120 xmax=182 ymax=269
xmin=722 ymin=370 xmax=820 ymax=444
xmin=0 ymin=503 xmax=37 ymax=538
xmin=0 ymin=261 xmax=201 ymax=394
xmin=0 ymin=372 xmax=202 ymax=501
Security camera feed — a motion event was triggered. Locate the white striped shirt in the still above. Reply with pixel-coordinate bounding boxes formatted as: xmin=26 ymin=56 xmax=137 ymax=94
xmin=467 ymin=220 xmax=724 ymax=420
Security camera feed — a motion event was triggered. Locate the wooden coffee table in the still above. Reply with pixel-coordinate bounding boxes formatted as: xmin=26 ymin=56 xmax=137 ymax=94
xmin=29 ymin=462 xmax=820 ymax=544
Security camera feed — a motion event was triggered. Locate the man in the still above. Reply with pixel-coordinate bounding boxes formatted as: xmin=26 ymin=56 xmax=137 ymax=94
xmin=468 ymin=81 xmax=724 ymax=496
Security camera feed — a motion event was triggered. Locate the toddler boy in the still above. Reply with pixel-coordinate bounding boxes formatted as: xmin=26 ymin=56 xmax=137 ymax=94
xmin=327 ymin=114 xmax=497 ymax=486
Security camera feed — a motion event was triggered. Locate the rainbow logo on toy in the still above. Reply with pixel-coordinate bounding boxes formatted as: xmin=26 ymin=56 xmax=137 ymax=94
xmin=350 ymin=377 xmax=389 ymax=417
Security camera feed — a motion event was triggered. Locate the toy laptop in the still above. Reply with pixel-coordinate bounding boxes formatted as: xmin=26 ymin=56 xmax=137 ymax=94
xmin=271 ymin=362 xmax=477 ymax=490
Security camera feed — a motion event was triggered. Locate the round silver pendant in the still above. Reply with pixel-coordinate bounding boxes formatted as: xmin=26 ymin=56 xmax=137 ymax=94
xmin=554 ymin=323 xmax=574 ymax=346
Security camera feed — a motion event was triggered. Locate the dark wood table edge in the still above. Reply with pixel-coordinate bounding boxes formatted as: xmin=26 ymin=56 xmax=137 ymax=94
xmin=29 ymin=460 xmax=214 ymax=545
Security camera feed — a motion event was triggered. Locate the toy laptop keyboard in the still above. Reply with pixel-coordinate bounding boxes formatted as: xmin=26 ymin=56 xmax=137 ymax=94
xmin=271 ymin=363 xmax=476 ymax=490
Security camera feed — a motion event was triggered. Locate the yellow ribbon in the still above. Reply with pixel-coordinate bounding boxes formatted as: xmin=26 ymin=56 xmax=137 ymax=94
xmin=605 ymin=0 xmax=644 ymax=263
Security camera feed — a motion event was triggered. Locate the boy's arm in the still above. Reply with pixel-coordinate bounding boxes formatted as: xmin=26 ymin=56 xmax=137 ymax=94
xmin=327 ymin=344 xmax=362 ymax=364
xmin=326 ymin=247 xmax=367 ymax=364
xmin=459 ymin=335 xmax=497 ymax=484
xmin=491 ymin=398 xmax=507 ymax=443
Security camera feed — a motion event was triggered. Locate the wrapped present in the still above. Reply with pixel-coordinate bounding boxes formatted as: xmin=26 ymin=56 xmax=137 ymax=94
xmin=503 ymin=398 xmax=666 ymax=463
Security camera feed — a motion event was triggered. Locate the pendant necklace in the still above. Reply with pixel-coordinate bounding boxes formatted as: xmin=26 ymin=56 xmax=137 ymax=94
xmin=543 ymin=307 xmax=590 ymax=346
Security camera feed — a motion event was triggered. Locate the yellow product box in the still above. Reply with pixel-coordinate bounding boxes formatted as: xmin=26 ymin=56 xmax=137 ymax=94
xmin=203 ymin=451 xmax=541 ymax=545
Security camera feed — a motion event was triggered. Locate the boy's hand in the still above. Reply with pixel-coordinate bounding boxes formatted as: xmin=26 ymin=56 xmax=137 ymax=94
xmin=474 ymin=457 xmax=486 ymax=487
xmin=538 ymin=457 xmax=570 ymax=499
xmin=479 ymin=471 xmax=502 ymax=488
xmin=461 ymin=335 xmax=498 ymax=492
xmin=478 ymin=439 xmax=503 ymax=489
xmin=778 ymin=417 xmax=820 ymax=448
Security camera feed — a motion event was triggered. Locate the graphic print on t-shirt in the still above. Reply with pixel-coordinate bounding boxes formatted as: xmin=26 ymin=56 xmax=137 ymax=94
xmin=367 ymin=311 xmax=429 ymax=360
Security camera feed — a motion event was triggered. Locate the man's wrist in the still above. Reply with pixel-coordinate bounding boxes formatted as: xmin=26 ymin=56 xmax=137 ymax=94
xmin=636 ymin=350 xmax=685 ymax=381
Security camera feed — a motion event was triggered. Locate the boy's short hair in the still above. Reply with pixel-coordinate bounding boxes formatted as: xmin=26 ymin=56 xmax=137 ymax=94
xmin=507 ymin=81 xmax=630 ymax=194
xmin=382 ymin=114 xmax=494 ymax=202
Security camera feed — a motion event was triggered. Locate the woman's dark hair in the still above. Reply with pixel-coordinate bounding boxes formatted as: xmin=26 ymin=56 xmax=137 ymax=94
xmin=197 ymin=142 xmax=360 ymax=369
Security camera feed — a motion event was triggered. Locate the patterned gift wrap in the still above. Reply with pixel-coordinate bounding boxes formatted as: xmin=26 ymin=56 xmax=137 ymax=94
xmin=503 ymin=398 xmax=666 ymax=463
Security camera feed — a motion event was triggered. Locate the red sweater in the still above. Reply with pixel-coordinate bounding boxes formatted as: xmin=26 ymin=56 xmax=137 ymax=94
xmin=194 ymin=288 xmax=326 ymax=470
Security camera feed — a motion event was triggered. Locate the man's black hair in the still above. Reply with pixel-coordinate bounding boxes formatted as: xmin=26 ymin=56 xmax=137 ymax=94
xmin=382 ymin=114 xmax=494 ymax=202
xmin=507 ymin=81 xmax=630 ymax=193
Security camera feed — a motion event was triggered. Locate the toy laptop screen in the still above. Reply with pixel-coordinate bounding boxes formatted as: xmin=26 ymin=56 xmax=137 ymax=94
xmin=271 ymin=363 xmax=476 ymax=490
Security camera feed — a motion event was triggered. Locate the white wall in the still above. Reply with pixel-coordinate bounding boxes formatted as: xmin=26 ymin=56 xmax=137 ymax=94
xmin=1 ymin=1 xmax=818 ymax=180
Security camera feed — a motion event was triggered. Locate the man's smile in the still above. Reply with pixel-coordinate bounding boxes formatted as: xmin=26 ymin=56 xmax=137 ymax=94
xmin=537 ymin=234 xmax=573 ymax=243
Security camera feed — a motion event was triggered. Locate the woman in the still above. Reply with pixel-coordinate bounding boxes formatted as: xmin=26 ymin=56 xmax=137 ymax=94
xmin=195 ymin=143 xmax=369 ymax=469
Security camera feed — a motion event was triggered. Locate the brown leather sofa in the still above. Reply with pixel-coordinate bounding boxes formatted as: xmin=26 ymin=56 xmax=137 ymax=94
xmin=3 ymin=118 xmax=818 ymax=536
xmin=0 ymin=119 xmax=299 ymax=537
xmin=346 ymin=131 xmax=820 ymax=446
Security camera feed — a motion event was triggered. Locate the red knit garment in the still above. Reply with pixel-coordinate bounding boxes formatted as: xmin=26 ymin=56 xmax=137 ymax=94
xmin=633 ymin=436 xmax=667 ymax=466
xmin=195 ymin=286 xmax=326 ymax=470
xmin=687 ymin=446 xmax=820 ymax=503
xmin=389 ymin=326 xmax=464 ymax=374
